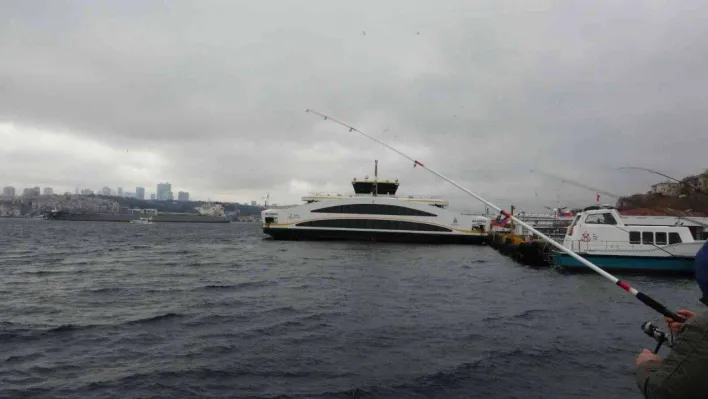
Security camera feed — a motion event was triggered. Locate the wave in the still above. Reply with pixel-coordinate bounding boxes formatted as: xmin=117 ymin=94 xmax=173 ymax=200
xmin=89 ymin=287 xmax=123 ymax=293
xmin=0 ymin=323 xmax=93 ymax=342
xmin=21 ymin=270 xmax=63 ymax=276
xmin=482 ymin=308 xmax=549 ymax=323
xmin=202 ymin=280 xmax=276 ymax=291
xmin=125 ymin=312 xmax=183 ymax=325
xmin=1 ymin=312 xmax=186 ymax=342
xmin=5 ymin=352 xmax=43 ymax=363
xmin=180 ymin=313 xmax=247 ymax=327
xmin=47 ymin=324 xmax=83 ymax=333
xmin=83 ymin=367 xmax=354 ymax=389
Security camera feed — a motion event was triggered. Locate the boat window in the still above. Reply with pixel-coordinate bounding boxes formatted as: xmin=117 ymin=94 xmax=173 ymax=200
xmin=655 ymin=232 xmax=667 ymax=245
xmin=629 ymin=231 xmax=641 ymax=244
xmin=669 ymin=232 xmax=682 ymax=244
xmin=584 ymin=213 xmax=617 ymax=225
xmin=296 ymin=219 xmax=452 ymax=232
xmin=642 ymin=232 xmax=654 ymax=245
xmin=311 ymin=204 xmax=436 ymax=217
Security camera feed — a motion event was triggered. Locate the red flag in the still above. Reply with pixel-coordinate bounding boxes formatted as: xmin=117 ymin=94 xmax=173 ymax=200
xmin=596 ymin=194 xmax=600 ymax=203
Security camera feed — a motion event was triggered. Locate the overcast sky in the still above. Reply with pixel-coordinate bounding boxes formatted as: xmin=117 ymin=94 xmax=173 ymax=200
xmin=1 ymin=1 xmax=706 ymax=212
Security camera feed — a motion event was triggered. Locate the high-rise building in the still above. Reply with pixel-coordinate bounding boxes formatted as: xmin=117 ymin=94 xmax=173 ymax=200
xmin=101 ymin=186 xmax=111 ymax=196
xmin=80 ymin=189 xmax=94 ymax=195
xmin=136 ymin=187 xmax=145 ymax=200
xmin=23 ymin=187 xmax=41 ymax=197
xmin=75 ymin=187 xmax=79 ymax=195
xmin=157 ymin=183 xmax=172 ymax=201
xmin=167 ymin=191 xmax=174 ymax=201
xmin=117 ymin=187 xmax=123 ymax=196
xmin=43 ymin=187 xmax=54 ymax=196
xmin=2 ymin=186 xmax=16 ymax=198
xmin=251 ymin=200 xmax=257 ymax=206
xmin=150 ymin=193 xmax=156 ymax=200
xmin=177 ymin=191 xmax=190 ymax=201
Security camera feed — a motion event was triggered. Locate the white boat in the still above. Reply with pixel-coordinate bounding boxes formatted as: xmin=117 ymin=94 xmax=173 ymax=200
xmin=551 ymin=205 xmax=708 ymax=273
xmin=130 ymin=217 xmax=153 ymax=225
xmin=260 ymin=161 xmax=490 ymax=244
xmin=196 ymin=203 xmax=226 ymax=217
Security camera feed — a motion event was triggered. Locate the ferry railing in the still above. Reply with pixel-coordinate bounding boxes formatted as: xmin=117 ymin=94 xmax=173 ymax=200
xmin=305 ymin=192 xmax=447 ymax=200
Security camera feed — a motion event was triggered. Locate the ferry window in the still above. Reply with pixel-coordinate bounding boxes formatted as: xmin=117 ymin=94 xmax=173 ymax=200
xmin=311 ymin=204 xmax=436 ymax=217
xmin=642 ymin=232 xmax=654 ymax=244
xmin=655 ymin=232 xmax=667 ymax=245
xmin=584 ymin=213 xmax=617 ymax=225
xmin=312 ymin=205 xmax=343 ymax=213
xmin=669 ymin=232 xmax=682 ymax=244
xmin=297 ymin=219 xmax=451 ymax=232
xmin=629 ymin=231 xmax=641 ymax=244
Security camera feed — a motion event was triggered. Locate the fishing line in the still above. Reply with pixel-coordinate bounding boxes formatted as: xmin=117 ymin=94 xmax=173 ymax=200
xmin=305 ymin=109 xmax=686 ymax=323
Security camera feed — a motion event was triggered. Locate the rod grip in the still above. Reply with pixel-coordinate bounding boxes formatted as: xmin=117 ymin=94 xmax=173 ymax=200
xmin=636 ymin=291 xmax=686 ymax=323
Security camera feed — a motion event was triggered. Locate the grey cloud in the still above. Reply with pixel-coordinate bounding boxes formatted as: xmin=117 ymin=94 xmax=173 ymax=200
xmin=1 ymin=1 xmax=707 ymax=207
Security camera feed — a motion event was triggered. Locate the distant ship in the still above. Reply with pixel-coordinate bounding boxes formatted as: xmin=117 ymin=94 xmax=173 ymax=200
xmin=196 ymin=203 xmax=226 ymax=217
xmin=45 ymin=209 xmax=231 ymax=223
xmin=261 ymin=161 xmax=489 ymax=244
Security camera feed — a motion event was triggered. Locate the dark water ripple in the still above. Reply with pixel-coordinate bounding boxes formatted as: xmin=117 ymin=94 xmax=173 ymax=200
xmin=0 ymin=218 xmax=699 ymax=398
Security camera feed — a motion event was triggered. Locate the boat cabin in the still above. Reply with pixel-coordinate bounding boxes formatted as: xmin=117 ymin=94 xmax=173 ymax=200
xmin=351 ymin=177 xmax=399 ymax=195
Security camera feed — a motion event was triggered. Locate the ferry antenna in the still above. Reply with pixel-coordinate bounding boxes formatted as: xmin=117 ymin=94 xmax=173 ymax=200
xmin=305 ymin=108 xmax=685 ymax=323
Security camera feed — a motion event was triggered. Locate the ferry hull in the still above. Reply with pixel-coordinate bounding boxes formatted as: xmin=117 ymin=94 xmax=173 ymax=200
xmin=263 ymin=227 xmax=487 ymax=245
xmin=551 ymin=252 xmax=695 ymax=274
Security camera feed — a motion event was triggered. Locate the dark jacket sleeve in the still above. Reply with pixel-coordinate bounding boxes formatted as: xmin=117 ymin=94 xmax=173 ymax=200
xmin=636 ymin=317 xmax=708 ymax=399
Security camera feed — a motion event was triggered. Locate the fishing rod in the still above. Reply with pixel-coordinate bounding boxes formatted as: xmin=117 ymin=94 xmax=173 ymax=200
xmin=305 ymin=109 xmax=685 ymax=323
xmin=530 ymin=169 xmax=708 ymax=229
xmin=618 ymin=166 xmax=708 ymax=199
xmin=530 ymin=169 xmax=623 ymax=203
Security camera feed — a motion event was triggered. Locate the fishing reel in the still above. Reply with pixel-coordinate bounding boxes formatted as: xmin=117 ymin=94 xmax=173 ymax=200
xmin=641 ymin=321 xmax=671 ymax=354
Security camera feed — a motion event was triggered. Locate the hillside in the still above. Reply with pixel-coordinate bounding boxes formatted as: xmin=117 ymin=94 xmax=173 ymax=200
xmin=100 ymin=195 xmax=265 ymax=216
xmin=616 ymin=171 xmax=708 ymax=215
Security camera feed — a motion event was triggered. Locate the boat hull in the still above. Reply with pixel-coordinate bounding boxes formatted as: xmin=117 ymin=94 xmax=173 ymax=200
xmin=263 ymin=227 xmax=487 ymax=245
xmin=551 ymin=252 xmax=695 ymax=274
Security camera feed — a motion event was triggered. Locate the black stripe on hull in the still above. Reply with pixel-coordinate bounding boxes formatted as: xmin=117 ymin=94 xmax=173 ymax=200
xmin=263 ymin=227 xmax=487 ymax=245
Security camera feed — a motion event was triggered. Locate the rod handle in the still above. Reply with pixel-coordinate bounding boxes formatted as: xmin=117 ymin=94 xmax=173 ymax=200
xmin=636 ymin=292 xmax=686 ymax=323
xmin=653 ymin=340 xmax=663 ymax=354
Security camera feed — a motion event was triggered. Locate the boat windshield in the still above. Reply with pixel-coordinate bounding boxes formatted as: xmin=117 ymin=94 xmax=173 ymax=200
xmin=567 ymin=214 xmax=581 ymax=235
xmin=584 ymin=213 xmax=618 ymax=225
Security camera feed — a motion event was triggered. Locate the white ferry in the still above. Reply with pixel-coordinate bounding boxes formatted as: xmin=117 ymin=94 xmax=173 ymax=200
xmin=130 ymin=216 xmax=153 ymax=225
xmin=551 ymin=205 xmax=708 ymax=273
xmin=261 ymin=162 xmax=489 ymax=244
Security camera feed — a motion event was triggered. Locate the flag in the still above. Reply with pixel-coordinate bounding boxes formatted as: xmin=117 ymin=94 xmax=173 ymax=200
xmin=494 ymin=212 xmax=511 ymax=226
xmin=596 ymin=194 xmax=600 ymax=203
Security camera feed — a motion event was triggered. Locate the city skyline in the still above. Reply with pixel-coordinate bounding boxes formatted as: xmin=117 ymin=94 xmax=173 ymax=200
xmin=0 ymin=180 xmax=271 ymax=206
xmin=0 ymin=172 xmax=293 ymax=207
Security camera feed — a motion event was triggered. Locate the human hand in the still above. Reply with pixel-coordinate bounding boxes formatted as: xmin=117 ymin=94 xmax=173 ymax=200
xmin=636 ymin=349 xmax=662 ymax=368
xmin=664 ymin=309 xmax=695 ymax=335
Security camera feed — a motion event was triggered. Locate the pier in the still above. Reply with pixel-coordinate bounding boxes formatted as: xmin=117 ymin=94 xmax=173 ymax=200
xmin=487 ymin=207 xmax=572 ymax=267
